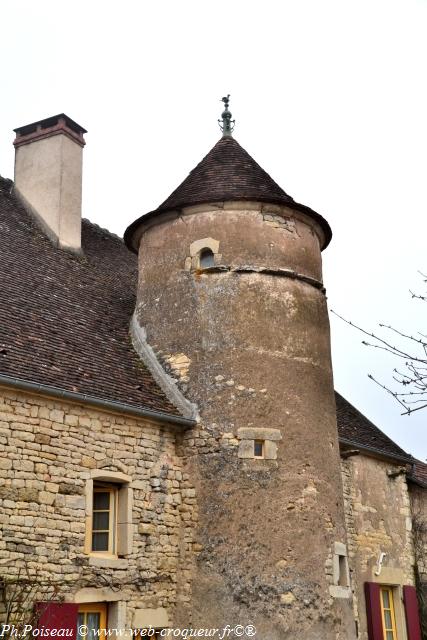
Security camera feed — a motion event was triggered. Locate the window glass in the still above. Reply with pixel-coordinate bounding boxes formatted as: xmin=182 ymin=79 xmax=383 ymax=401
xmin=92 ymin=488 xmax=115 ymax=553
xmin=77 ymin=605 xmax=107 ymax=640
xmin=380 ymin=587 xmax=397 ymax=640
xmin=254 ymin=440 xmax=264 ymax=458
xmin=93 ymin=491 xmax=110 ymax=510
xmin=200 ymin=249 xmax=215 ymax=268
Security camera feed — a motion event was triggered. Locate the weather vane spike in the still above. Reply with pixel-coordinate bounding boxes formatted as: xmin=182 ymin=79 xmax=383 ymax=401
xmin=218 ymin=94 xmax=235 ymax=137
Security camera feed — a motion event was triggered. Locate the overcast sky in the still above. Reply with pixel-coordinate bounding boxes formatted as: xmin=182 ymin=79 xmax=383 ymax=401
xmin=1 ymin=0 xmax=427 ymax=459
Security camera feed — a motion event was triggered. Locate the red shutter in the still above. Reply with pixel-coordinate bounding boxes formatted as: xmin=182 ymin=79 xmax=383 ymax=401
xmin=364 ymin=582 xmax=384 ymax=640
xmin=403 ymin=585 xmax=422 ymax=640
xmin=35 ymin=602 xmax=78 ymax=640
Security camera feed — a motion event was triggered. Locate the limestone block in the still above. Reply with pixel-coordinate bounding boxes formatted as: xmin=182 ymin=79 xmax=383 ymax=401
xmin=189 ymin=237 xmax=219 ymax=257
xmin=50 ymin=410 xmax=64 ymax=423
xmin=280 ymin=592 xmax=295 ymax=604
xmin=38 ymin=491 xmax=56 ymax=505
xmin=238 ymin=440 xmax=255 ymax=459
xmin=81 ymin=456 xmax=96 ymax=468
xmin=329 ymin=585 xmax=351 ymax=598
xmin=65 ymin=495 xmax=85 ymax=510
xmin=138 ymin=523 xmax=155 ymax=535
xmin=264 ymin=441 xmax=278 ymax=460
xmin=237 ymin=427 xmax=282 ymax=441
xmin=132 ymin=608 xmax=169 ymax=629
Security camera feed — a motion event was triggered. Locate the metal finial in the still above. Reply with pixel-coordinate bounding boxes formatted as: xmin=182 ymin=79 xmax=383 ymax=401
xmin=218 ymin=94 xmax=235 ymax=137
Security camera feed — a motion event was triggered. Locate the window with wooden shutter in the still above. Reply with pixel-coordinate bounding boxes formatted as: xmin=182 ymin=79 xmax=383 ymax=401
xmin=403 ymin=585 xmax=422 ymax=640
xmin=364 ymin=582 xmax=384 ymax=640
xmin=35 ymin=603 xmax=78 ymax=640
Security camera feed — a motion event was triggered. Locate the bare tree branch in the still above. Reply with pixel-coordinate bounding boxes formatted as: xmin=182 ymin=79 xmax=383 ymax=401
xmin=332 ymin=273 xmax=427 ymax=416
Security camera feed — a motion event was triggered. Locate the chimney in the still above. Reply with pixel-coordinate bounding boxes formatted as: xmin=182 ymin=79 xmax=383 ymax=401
xmin=13 ymin=114 xmax=87 ymax=253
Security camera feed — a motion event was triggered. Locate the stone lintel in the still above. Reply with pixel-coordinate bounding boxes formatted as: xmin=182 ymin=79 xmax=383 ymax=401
xmin=237 ymin=427 xmax=282 ymax=441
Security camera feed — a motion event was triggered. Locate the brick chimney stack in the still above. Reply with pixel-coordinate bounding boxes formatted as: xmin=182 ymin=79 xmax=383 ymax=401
xmin=13 ymin=114 xmax=87 ymax=253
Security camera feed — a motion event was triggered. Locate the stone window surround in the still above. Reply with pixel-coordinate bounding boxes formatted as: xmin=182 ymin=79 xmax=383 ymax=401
xmin=329 ymin=542 xmax=351 ymax=598
xmin=237 ymin=427 xmax=282 ymax=460
xmin=74 ymin=593 xmax=128 ymax=636
xmin=72 ymin=596 xmax=169 ymax=639
xmin=184 ymin=237 xmax=222 ymax=270
xmin=84 ymin=470 xmax=133 ymax=566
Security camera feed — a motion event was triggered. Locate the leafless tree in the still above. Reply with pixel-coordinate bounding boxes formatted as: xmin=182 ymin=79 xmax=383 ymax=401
xmin=332 ymin=272 xmax=427 ymax=416
xmin=0 ymin=566 xmax=62 ymax=635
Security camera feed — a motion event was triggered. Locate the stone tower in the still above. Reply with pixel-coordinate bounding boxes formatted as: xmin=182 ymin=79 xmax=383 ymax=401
xmin=125 ymin=105 xmax=356 ymax=639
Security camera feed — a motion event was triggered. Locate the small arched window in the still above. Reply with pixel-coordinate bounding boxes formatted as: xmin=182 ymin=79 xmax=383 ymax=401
xmin=199 ymin=248 xmax=215 ymax=268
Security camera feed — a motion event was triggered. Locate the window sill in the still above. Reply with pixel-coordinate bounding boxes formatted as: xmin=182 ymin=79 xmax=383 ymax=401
xmin=329 ymin=585 xmax=351 ymax=599
xmin=88 ymin=556 xmax=128 ymax=569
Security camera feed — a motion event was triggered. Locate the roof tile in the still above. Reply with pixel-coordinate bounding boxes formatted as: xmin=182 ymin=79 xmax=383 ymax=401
xmin=0 ymin=176 xmax=180 ymax=417
xmin=124 ymin=136 xmax=331 ymax=251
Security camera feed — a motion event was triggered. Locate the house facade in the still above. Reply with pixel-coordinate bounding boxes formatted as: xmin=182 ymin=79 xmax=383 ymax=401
xmin=0 ymin=109 xmax=425 ymax=640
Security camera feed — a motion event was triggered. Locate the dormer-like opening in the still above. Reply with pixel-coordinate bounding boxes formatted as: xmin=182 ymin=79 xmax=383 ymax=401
xmin=199 ymin=248 xmax=215 ymax=268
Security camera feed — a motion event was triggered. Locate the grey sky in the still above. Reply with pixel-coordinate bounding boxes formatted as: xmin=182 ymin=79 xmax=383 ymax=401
xmin=2 ymin=0 xmax=426 ymax=458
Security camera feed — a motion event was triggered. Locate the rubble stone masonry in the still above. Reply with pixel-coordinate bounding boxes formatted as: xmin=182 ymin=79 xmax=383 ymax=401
xmin=0 ymin=386 xmax=196 ymax=627
xmin=341 ymin=455 xmax=416 ymax=640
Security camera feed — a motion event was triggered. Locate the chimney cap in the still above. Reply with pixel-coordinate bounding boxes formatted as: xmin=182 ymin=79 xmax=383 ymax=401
xmin=14 ymin=114 xmax=87 ymax=148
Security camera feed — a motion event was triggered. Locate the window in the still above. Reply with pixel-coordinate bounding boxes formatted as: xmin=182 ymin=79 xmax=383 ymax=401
xmin=77 ymin=604 xmax=107 ymax=640
xmin=91 ymin=485 xmax=117 ymax=554
xmin=338 ymin=554 xmax=348 ymax=587
xmin=237 ymin=427 xmax=282 ymax=460
xmin=85 ymin=470 xmax=133 ymax=558
xmin=186 ymin=238 xmax=220 ymax=271
xmin=199 ymin=248 xmax=215 ymax=268
xmin=253 ymin=440 xmax=264 ymax=458
xmin=380 ymin=587 xmax=398 ymax=640
xmin=329 ymin=542 xmax=351 ymax=598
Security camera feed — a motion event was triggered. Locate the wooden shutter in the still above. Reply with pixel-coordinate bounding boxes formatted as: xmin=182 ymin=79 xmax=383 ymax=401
xmin=35 ymin=602 xmax=78 ymax=639
xmin=403 ymin=585 xmax=422 ymax=640
xmin=364 ymin=582 xmax=384 ymax=640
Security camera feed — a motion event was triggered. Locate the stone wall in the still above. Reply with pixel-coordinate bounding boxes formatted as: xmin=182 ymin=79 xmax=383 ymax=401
xmin=135 ymin=202 xmax=356 ymax=639
xmin=0 ymin=386 xmax=196 ymax=627
xmin=341 ymin=454 xmax=416 ymax=640
xmin=410 ymin=484 xmax=427 ymax=580
xmin=409 ymin=483 xmax=427 ymax=636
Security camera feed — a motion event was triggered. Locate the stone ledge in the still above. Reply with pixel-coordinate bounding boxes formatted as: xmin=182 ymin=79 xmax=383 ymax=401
xmin=329 ymin=585 xmax=351 ymax=599
xmin=88 ymin=556 xmax=128 ymax=569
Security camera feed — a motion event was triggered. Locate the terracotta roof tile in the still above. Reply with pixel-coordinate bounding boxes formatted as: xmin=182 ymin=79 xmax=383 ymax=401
xmin=0 ymin=176 xmax=180 ymax=417
xmin=124 ymin=136 xmax=332 ymax=251
xmin=409 ymin=459 xmax=427 ymax=487
xmin=335 ymin=391 xmax=412 ymax=462
xmin=1 ymin=175 xmax=424 ymax=464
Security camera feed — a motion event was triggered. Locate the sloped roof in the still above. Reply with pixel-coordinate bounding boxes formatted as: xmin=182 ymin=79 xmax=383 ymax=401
xmin=409 ymin=459 xmax=427 ymax=488
xmin=0 ymin=176 xmax=180 ymax=418
xmin=124 ymin=136 xmax=332 ymax=252
xmin=335 ymin=392 xmax=413 ymax=462
xmin=0 ymin=174 xmax=424 ymax=473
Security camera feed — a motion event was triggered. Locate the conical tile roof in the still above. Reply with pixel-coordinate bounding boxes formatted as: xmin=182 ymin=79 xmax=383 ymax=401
xmin=125 ymin=136 xmax=331 ymax=250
